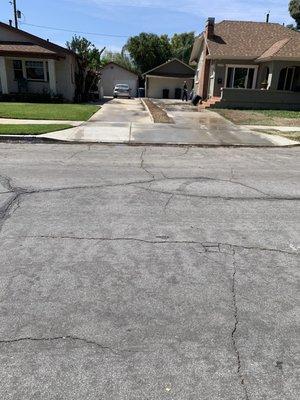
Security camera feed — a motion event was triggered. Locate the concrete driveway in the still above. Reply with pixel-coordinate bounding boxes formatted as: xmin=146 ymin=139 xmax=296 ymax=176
xmin=0 ymin=144 xmax=299 ymax=399
xmin=89 ymin=98 xmax=150 ymax=123
xmin=19 ymin=98 xmax=295 ymax=146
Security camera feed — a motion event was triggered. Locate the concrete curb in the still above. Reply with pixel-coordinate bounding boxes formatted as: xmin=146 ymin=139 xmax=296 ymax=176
xmin=0 ymin=134 xmax=299 ymax=148
xmin=248 ymin=130 xmax=299 ymax=146
xmin=140 ymin=98 xmax=154 ymax=123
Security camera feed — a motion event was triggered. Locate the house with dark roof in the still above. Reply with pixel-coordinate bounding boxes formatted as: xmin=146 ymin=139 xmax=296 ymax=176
xmin=0 ymin=22 xmax=77 ymax=101
xmin=190 ymin=18 xmax=300 ymax=110
xmin=143 ymin=59 xmax=195 ymax=99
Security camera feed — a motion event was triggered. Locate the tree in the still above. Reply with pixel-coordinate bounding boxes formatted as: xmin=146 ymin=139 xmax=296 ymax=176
xmin=170 ymin=32 xmax=196 ymax=64
xmin=66 ymin=35 xmax=105 ymax=101
xmin=289 ymin=0 xmax=300 ymax=30
xmin=123 ymin=33 xmax=172 ymax=73
xmin=101 ymin=50 xmax=138 ymax=74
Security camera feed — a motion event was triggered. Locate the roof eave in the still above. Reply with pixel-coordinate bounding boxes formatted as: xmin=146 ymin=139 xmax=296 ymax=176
xmin=0 ymin=21 xmax=75 ymax=57
xmin=189 ymin=36 xmax=204 ymax=64
xmin=207 ymin=55 xmax=257 ymax=61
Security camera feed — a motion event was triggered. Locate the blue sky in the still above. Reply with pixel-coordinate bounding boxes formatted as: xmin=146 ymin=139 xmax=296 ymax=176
xmin=1 ymin=0 xmax=294 ymax=51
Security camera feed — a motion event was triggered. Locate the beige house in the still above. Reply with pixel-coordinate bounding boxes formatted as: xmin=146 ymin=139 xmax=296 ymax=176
xmin=190 ymin=18 xmax=300 ymax=109
xmin=144 ymin=59 xmax=195 ymax=99
xmin=0 ymin=21 xmax=77 ymax=101
xmin=99 ymin=62 xmax=139 ymax=97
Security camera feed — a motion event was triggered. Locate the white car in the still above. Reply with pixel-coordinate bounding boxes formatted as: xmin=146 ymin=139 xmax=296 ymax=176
xmin=113 ymin=84 xmax=131 ymax=98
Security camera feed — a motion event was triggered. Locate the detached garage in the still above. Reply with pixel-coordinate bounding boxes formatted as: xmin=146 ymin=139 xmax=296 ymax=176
xmin=144 ymin=59 xmax=195 ymax=99
xmin=100 ymin=62 xmax=139 ymax=97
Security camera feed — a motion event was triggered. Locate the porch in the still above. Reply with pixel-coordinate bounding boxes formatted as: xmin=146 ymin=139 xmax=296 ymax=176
xmin=205 ymin=61 xmax=300 ymax=110
xmin=0 ymin=56 xmax=58 ymax=96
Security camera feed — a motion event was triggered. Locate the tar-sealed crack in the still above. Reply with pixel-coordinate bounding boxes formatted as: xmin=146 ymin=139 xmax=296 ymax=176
xmin=231 ymin=248 xmax=250 ymax=400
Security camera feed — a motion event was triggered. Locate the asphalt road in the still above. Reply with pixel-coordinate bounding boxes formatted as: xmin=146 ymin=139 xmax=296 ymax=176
xmin=0 ymin=143 xmax=299 ymax=400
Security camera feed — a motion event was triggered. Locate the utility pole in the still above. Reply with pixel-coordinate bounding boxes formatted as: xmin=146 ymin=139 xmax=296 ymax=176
xmin=12 ymin=0 xmax=18 ymax=29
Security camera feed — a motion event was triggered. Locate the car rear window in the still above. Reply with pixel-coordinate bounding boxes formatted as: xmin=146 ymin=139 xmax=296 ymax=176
xmin=116 ymin=84 xmax=129 ymax=89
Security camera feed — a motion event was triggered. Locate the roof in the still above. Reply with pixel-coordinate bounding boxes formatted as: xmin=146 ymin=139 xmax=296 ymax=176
xmin=190 ymin=20 xmax=300 ymax=63
xmin=100 ymin=62 xmax=139 ymax=76
xmin=143 ymin=58 xmax=195 ymax=77
xmin=0 ymin=21 xmax=75 ymax=58
xmin=0 ymin=41 xmax=62 ymax=58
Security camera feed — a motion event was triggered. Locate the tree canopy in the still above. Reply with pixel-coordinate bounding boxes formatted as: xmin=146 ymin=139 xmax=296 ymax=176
xmin=170 ymin=32 xmax=196 ymax=64
xmin=123 ymin=33 xmax=172 ymax=74
xmin=289 ymin=0 xmax=300 ymax=30
xmin=66 ymin=35 xmax=105 ymax=101
xmin=123 ymin=32 xmax=196 ymax=74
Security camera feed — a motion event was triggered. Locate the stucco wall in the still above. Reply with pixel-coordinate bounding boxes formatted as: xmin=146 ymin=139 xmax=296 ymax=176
xmin=56 ymin=55 xmax=76 ymax=101
xmin=1 ymin=57 xmax=76 ymax=101
xmin=212 ymin=88 xmax=300 ymax=110
xmin=100 ymin=64 xmax=138 ymax=96
xmin=147 ymin=77 xmax=193 ymax=99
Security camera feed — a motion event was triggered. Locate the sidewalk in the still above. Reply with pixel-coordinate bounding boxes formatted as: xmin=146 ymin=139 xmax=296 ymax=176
xmin=0 ymin=118 xmax=83 ymax=126
xmin=37 ymin=121 xmax=298 ymax=146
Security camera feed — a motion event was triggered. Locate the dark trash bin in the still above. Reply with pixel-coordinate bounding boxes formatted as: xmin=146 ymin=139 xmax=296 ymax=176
xmin=138 ymin=87 xmax=145 ymax=98
xmin=162 ymin=89 xmax=169 ymax=99
xmin=192 ymin=95 xmax=201 ymax=106
xmin=175 ymin=88 xmax=182 ymax=99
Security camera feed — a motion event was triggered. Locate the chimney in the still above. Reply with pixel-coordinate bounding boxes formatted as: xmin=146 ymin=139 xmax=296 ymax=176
xmin=205 ymin=17 xmax=215 ymax=40
xmin=9 ymin=19 xmax=13 ymax=27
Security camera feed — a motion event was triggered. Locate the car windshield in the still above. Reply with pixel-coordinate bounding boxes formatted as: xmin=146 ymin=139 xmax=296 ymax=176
xmin=116 ymin=84 xmax=129 ymax=89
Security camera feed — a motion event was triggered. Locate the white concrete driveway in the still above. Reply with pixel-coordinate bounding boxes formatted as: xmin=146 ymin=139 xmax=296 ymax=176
xmin=38 ymin=98 xmax=298 ymax=146
xmin=90 ymin=98 xmax=150 ymax=123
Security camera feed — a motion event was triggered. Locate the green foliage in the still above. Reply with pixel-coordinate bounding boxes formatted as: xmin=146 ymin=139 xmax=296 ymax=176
xmin=123 ymin=33 xmax=172 ymax=73
xmin=123 ymin=32 xmax=196 ymax=73
xmin=289 ymin=0 xmax=300 ymax=30
xmin=170 ymin=32 xmax=196 ymax=64
xmin=101 ymin=50 xmax=138 ymax=74
xmin=66 ymin=35 xmax=105 ymax=101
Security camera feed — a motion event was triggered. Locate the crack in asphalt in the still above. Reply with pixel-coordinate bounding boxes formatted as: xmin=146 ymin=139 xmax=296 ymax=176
xmin=0 ymin=335 xmax=120 ymax=355
xmin=140 ymin=148 xmax=155 ymax=180
xmin=4 ymin=235 xmax=297 ymax=255
xmin=164 ymin=193 xmax=175 ymax=212
xmin=133 ymin=185 xmax=299 ymax=202
xmin=231 ymin=249 xmax=250 ymax=400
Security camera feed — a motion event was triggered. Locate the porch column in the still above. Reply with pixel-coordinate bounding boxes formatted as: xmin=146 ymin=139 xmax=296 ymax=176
xmin=267 ymin=62 xmax=279 ymax=90
xmin=48 ymin=59 xmax=57 ymax=95
xmin=0 ymin=57 xmax=9 ymax=94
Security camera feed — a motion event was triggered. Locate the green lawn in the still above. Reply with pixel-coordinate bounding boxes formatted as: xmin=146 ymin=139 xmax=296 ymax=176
xmin=0 ymin=103 xmax=100 ymax=121
xmin=0 ymin=124 xmax=73 ymax=135
xmin=214 ymin=109 xmax=300 ymax=127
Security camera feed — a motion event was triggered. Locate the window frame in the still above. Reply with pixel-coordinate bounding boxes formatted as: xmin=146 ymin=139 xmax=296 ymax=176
xmin=224 ymin=64 xmax=258 ymax=89
xmin=12 ymin=59 xmax=49 ymax=82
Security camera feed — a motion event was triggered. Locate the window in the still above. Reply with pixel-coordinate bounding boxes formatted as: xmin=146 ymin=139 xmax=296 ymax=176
xmin=13 ymin=60 xmax=23 ymax=80
xmin=225 ymin=66 xmax=257 ymax=89
xmin=25 ymin=61 xmax=45 ymax=81
xmin=13 ymin=60 xmax=49 ymax=82
xmin=277 ymin=67 xmax=295 ymax=91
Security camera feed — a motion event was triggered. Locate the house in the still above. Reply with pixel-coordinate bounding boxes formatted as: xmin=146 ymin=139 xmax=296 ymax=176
xmin=0 ymin=21 xmax=77 ymax=101
xmin=143 ymin=58 xmax=195 ymax=99
xmin=99 ymin=62 xmax=139 ymax=97
xmin=190 ymin=18 xmax=300 ymax=110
